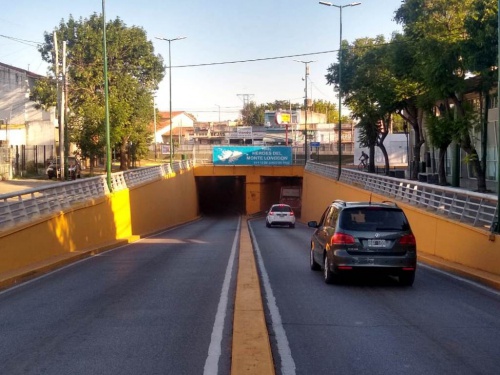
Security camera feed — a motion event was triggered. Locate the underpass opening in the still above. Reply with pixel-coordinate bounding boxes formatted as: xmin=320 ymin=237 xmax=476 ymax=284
xmin=260 ymin=176 xmax=303 ymax=217
xmin=196 ymin=176 xmax=246 ymax=216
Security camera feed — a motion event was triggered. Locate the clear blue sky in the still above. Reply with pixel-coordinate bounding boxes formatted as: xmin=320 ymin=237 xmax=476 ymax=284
xmin=1 ymin=0 xmax=403 ymax=122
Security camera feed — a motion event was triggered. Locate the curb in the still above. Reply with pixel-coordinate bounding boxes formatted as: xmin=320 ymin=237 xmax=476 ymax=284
xmin=418 ymin=253 xmax=500 ymax=291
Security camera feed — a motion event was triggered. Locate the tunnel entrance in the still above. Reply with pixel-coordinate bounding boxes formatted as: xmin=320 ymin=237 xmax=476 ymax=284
xmin=260 ymin=176 xmax=303 ymax=216
xmin=196 ymin=176 xmax=246 ymax=216
xmin=195 ymin=175 xmax=303 ymax=217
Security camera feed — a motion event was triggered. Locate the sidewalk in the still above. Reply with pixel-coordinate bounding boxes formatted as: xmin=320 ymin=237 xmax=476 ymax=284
xmin=0 ymin=178 xmax=60 ymax=196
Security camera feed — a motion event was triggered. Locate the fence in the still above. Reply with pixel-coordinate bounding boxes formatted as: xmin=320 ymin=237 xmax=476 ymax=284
xmin=306 ymin=162 xmax=498 ymax=231
xmin=6 ymin=145 xmax=56 ymax=177
xmin=0 ymin=160 xmax=193 ymax=231
xmin=0 ymin=147 xmax=10 ymax=180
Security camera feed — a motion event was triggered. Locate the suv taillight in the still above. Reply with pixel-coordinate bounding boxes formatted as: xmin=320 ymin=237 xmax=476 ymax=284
xmin=331 ymin=233 xmax=355 ymax=245
xmin=399 ymin=234 xmax=416 ymax=245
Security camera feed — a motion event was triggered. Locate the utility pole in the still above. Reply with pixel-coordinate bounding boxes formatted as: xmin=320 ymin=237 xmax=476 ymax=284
xmin=294 ymin=60 xmax=315 ymax=165
xmin=54 ymin=32 xmax=65 ymax=180
xmin=62 ymin=41 xmax=67 ymax=180
xmin=237 ymin=94 xmax=254 ymax=123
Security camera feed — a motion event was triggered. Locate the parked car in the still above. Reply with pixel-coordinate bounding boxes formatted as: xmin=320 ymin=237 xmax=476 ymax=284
xmin=46 ymin=157 xmax=82 ymax=180
xmin=308 ymin=200 xmax=417 ymax=286
xmin=266 ymin=204 xmax=296 ymax=228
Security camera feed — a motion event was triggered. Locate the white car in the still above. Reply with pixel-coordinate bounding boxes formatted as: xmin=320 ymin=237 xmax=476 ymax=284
xmin=266 ymin=204 xmax=296 ymax=228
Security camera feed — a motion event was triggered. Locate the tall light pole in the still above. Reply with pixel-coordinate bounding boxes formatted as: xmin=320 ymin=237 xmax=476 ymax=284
xmin=102 ymin=0 xmax=112 ymax=191
xmin=153 ymin=95 xmax=157 ymax=160
xmin=215 ymin=104 xmax=221 ymax=123
xmin=156 ymin=36 xmax=186 ymax=165
xmin=294 ymin=60 xmax=315 ymax=165
xmin=496 ymin=0 xmax=500 ymax=233
xmin=319 ymin=1 xmax=361 ymax=179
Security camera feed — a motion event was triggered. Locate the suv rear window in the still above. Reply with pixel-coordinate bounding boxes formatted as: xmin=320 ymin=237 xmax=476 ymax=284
xmin=339 ymin=207 xmax=410 ymax=231
xmin=272 ymin=205 xmax=292 ymax=213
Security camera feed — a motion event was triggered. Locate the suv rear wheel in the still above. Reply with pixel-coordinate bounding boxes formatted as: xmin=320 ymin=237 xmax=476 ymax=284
xmin=323 ymin=256 xmax=337 ymax=284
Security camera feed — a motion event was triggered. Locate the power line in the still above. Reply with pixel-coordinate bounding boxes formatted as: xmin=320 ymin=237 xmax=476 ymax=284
xmin=0 ymin=34 xmax=41 ymax=47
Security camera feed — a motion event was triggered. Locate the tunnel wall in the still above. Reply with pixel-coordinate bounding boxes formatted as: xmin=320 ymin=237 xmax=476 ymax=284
xmin=301 ymin=170 xmax=500 ymax=278
xmin=0 ymin=168 xmax=198 ymax=278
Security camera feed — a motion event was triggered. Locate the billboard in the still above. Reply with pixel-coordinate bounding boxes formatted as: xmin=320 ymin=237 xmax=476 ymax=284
xmin=213 ymin=146 xmax=292 ymax=166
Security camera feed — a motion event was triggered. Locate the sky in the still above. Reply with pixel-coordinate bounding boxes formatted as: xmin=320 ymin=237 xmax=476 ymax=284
xmin=1 ymin=0 xmax=404 ymax=122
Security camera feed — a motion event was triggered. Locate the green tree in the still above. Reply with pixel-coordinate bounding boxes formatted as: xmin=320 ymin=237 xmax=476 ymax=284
xmin=241 ymin=101 xmax=265 ymax=125
xmin=33 ymin=14 xmax=164 ymax=171
xmin=327 ymin=36 xmax=399 ymax=174
xmin=425 ymin=103 xmax=456 ymax=185
xmin=463 ymin=0 xmax=498 ymax=180
xmin=387 ymin=32 xmax=428 ymax=179
xmin=311 ymin=100 xmax=338 ymax=123
xmin=395 ymin=0 xmax=488 ymax=191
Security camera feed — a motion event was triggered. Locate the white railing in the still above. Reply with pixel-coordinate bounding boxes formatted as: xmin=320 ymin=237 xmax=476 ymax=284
xmin=306 ymin=162 xmax=498 ymax=231
xmin=0 ymin=161 xmax=193 ymax=231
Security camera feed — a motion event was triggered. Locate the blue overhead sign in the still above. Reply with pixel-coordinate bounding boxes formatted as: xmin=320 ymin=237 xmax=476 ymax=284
xmin=310 ymin=142 xmax=320 ymax=147
xmin=213 ymin=146 xmax=292 ymax=166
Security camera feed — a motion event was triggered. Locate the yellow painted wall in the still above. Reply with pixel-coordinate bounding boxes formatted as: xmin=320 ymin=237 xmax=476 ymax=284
xmin=302 ymin=171 xmax=500 ymax=277
xmin=0 ymin=169 xmax=199 ymax=276
xmin=5 ymin=164 xmax=497 ymax=282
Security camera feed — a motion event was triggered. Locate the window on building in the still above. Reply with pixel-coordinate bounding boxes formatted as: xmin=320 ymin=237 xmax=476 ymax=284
xmin=486 ymin=121 xmax=498 ymax=181
xmin=489 ymin=94 xmax=498 ymax=109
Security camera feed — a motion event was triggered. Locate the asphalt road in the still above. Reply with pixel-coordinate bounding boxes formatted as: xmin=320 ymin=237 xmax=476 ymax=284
xmin=2 ymin=215 xmax=500 ymax=375
xmin=249 ymin=218 xmax=500 ymax=375
xmin=0 ymin=216 xmax=240 ymax=375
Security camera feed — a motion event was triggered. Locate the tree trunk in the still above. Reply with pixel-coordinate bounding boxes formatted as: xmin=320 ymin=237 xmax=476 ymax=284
xmin=437 ymin=147 xmax=447 ymax=185
xmin=368 ymin=146 xmax=376 ymax=173
xmin=461 ymin=133 xmax=487 ymax=193
xmin=119 ymin=141 xmax=128 ymax=171
xmin=401 ymin=103 xmax=425 ymax=180
xmin=379 ymin=144 xmax=389 ymax=175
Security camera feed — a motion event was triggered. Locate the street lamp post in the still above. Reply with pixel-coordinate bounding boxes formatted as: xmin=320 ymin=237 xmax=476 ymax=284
xmin=496 ymin=0 xmax=500 ymax=233
xmin=294 ymin=60 xmax=315 ymax=165
xmin=102 ymin=0 xmax=112 ymax=191
xmin=156 ymin=36 xmax=186 ymax=165
xmin=215 ymin=104 xmax=221 ymax=123
xmin=319 ymin=1 xmax=361 ymax=179
xmin=153 ymin=95 xmax=157 ymax=160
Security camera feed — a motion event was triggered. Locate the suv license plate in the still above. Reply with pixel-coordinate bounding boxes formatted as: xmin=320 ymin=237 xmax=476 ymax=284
xmin=368 ymin=239 xmax=386 ymax=248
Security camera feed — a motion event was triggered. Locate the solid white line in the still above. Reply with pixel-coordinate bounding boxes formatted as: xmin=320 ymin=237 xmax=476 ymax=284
xmin=248 ymin=221 xmax=296 ymax=375
xmin=203 ymin=217 xmax=240 ymax=375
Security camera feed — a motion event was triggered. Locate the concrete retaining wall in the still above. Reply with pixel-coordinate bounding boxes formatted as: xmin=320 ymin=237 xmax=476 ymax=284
xmin=0 ymin=169 xmax=198 ymax=277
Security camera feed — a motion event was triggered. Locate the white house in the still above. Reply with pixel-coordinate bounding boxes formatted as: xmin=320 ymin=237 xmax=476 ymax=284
xmin=0 ymin=62 xmax=56 ymax=146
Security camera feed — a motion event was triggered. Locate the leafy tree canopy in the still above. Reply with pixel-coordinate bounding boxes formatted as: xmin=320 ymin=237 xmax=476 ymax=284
xmin=32 ymin=13 xmax=165 ymax=170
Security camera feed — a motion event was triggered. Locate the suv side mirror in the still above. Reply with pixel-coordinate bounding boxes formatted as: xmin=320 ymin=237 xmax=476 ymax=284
xmin=308 ymin=221 xmax=319 ymax=228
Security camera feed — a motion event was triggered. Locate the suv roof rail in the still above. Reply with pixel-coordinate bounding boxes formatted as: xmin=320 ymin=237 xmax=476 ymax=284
xmin=382 ymin=200 xmax=399 ymax=207
xmin=333 ymin=199 xmax=346 ymax=206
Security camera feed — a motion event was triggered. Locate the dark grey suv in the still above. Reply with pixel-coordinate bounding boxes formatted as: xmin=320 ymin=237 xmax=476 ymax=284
xmin=308 ymin=200 xmax=417 ymax=286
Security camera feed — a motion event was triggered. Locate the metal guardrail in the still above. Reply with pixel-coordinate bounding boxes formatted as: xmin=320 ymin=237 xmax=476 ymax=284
xmin=306 ymin=162 xmax=498 ymax=231
xmin=0 ymin=160 xmax=193 ymax=231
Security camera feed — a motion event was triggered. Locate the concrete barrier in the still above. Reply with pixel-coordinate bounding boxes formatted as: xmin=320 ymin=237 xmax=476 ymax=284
xmin=0 ymin=168 xmax=198 ymax=287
